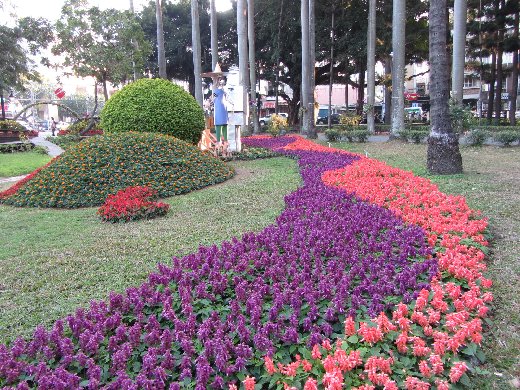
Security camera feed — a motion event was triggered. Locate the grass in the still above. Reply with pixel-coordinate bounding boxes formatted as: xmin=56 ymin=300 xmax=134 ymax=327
xmin=0 ymin=157 xmax=300 ymax=344
xmin=323 ymin=139 xmax=520 ymax=389
xmin=1 ymin=140 xmax=518 ymax=388
xmin=0 ymin=151 xmax=52 ymax=177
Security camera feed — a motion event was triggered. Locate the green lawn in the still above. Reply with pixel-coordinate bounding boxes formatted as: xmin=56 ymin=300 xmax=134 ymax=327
xmin=324 ymin=140 xmax=520 ymax=389
xmin=0 ymin=157 xmax=300 ymax=343
xmin=1 ymin=140 xmax=518 ymax=388
xmin=0 ymin=151 xmax=52 ymax=177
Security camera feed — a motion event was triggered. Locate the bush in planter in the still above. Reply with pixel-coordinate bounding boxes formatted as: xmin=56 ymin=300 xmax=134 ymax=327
xmin=0 ymin=119 xmax=26 ymax=132
xmin=350 ymin=127 xmax=369 ymax=142
xmin=466 ymin=128 xmax=489 ymax=146
xmin=324 ymin=127 xmax=343 ymax=142
xmin=399 ymin=127 xmax=429 ymax=144
xmin=493 ymin=130 xmax=520 ymax=146
xmin=98 ymin=186 xmax=169 ymax=223
xmin=100 ymin=78 xmax=205 ymax=144
xmin=266 ymin=114 xmax=288 ymax=137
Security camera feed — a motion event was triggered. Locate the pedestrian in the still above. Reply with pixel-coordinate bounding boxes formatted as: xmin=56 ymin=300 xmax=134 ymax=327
xmin=51 ymin=117 xmax=57 ymax=136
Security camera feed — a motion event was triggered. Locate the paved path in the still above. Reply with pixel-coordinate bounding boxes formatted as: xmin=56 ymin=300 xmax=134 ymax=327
xmin=31 ymin=131 xmax=64 ymax=157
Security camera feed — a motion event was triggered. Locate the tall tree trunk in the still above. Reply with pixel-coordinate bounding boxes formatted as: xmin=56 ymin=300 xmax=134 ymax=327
xmin=237 ymin=0 xmax=249 ymax=133
xmin=356 ymin=62 xmax=365 ymax=115
xmin=156 ymin=0 xmax=167 ymax=79
xmin=307 ymin=0 xmax=317 ymax=138
xmin=487 ymin=50 xmax=496 ymax=123
xmin=367 ymin=0 xmax=376 ymax=133
xmin=210 ymin=0 xmax=218 ymax=69
xmin=301 ymin=0 xmax=310 ymax=135
xmin=391 ymin=0 xmax=405 ymax=136
xmin=345 ymin=73 xmax=349 ymax=111
xmin=329 ymin=9 xmax=335 ymax=130
xmin=247 ymin=0 xmax=259 ymax=134
xmin=384 ymin=58 xmax=392 ymax=124
xmin=427 ymin=0 xmax=463 ymax=174
xmin=102 ymin=77 xmax=109 ymax=101
xmin=275 ymin=0 xmax=284 ymax=116
xmin=191 ymin=0 xmax=203 ymax=106
xmin=451 ymin=0 xmax=467 ymax=105
xmin=494 ymin=0 xmax=505 ymax=125
xmin=509 ymin=10 xmax=519 ymax=125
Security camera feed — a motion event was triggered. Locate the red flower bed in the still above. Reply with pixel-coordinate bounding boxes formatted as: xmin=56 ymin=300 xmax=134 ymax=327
xmin=97 ymin=186 xmax=170 ymax=223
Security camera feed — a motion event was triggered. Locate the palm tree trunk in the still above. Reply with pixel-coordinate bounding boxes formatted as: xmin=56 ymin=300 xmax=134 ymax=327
xmin=384 ymin=58 xmax=392 ymax=124
xmin=210 ymin=0 xmax=218 ymax=69
xmin=494 ymin=0 xmax=505 ymax=125
xmin=156 ymin=0 xmax=167 ymax=79
xmin=391 ymin=0 xmax=405 ymax=137
xmin=509 ymin=10 xmax=519 ymax=125
xmin=427 ymin=0 xmax=463 ymax=174
xmin=301 ymin=0 xmax=310 ymax=135
xmin=237 ymin=0 xmax=249 ymax=133
xmin=191 ymin=0 xmax=203 ymax=106
xmin=451 ymin=0 xmax=467 ymax=105
xmin=307 ymin=0 xmax=317 ymax=138
xmin=247 ymin=0 xmax=259 ymax=134
xmin=367 ymin=0 xmax=376 ymax=134
xmin=487 ymin=50 xmax=496 ymax=123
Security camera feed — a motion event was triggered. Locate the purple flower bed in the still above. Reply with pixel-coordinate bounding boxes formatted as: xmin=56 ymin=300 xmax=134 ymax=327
xmin=0 ymin=137 xmax=437 ymax=389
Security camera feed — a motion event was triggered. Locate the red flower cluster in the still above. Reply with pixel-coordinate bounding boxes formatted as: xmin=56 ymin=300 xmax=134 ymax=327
xmin=97 ymin=186 xmax=170 ymax=223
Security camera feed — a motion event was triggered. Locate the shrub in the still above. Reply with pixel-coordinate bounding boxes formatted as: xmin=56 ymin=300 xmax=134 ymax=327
xmin=466 ymin=128 xmax=489 ymax=146
xmin=221 ymin=146 xmax=280 ymax=161
xmin=399 ymin=126 xmax=429 ymax=144
xmin=324 ymin=127 xmax=342 ymax=142
xmin=493 ymin=129 xmax=520 ymax=146
xmin=266 ymin=114 xmax=288 ymax=137
xmin=350 ymin=128 xmax=369 ymax=143
xmin=97 ymin=186 xmax=170 ymax=223
xmin=0 ymin=119 xmax=26 ymax=132
xmin=0 ymin=142 xmax=35 ymax=153
xmin=100 ymin=79 xmax=204 ymax=144
xmin=1 ymin=132 xmax=234 ymax=208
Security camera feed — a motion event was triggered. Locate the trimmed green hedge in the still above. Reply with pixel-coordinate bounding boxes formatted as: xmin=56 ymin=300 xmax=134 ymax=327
xmin=0 ymin=120 xmax=26 ymax=132
xmin=2 ymin=132 xmax=234 ymax=208
xmin=100 ymin=79 xmax=205 ymax=144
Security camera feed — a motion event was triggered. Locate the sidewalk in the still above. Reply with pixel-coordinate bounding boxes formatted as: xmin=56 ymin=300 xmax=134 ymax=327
xmin=31 ymin=131 xmax=64 ymax=157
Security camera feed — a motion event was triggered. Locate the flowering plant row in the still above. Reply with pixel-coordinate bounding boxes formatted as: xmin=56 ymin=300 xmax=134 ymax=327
xmin=0 ymin=136 xmax=439 ymax=388
xmin=97 ymin=186 xmax=170 ymax=223
xmin=0 ymin=132 xmax=234 ymax=208
xmin=242 ymin=137 xmax=491 ymax=389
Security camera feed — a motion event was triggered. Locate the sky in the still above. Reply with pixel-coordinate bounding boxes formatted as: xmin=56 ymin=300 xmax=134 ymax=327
xmin=4 ymin=0 xmax=232 ymax=21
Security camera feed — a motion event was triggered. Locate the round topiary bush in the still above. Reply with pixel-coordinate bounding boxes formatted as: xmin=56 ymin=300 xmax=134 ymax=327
xmin=100 ymin=79 xmax=204 ymax=144
xmin=1 ymin=132 xmax=234 ymax=208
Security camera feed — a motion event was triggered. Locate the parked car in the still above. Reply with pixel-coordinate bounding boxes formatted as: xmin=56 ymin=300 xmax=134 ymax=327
xmin=316 ymin=113 xmax=341 ymax=125
xmin=259 ymin=113 xmax=288 ymax=126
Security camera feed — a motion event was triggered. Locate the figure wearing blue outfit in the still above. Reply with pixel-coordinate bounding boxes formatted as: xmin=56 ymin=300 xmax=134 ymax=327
xmin=213 ymin=78 xmax=228 ymax=143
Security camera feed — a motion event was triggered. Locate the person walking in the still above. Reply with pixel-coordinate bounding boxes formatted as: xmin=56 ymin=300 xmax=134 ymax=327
xmin=50 ymin=117 xmax=57 ymax=136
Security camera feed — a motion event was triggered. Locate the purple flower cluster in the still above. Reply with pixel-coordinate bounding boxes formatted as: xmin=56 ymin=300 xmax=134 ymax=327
xmin=0 ymin=136 xmax=437 ymax=388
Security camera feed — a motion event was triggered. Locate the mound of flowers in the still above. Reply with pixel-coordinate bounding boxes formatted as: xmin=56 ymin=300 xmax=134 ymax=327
xmin=0 ymin=132 xmax=234 ymax=208
xmin=97 ymin=186 xmax=170 ymax=223
xmin=0 ymin=135 xmax=491 ymax=389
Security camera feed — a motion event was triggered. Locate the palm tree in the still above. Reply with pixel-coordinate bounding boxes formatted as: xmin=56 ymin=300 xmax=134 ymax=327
xmin=301 ymin=0 xmax=310 ymax=135
xmin=391 ymin=0 xmax=405 ymax=137
xmin=191 ymin=0 xmax=203 ymax=106
xmin=427 ymin=0 xmax=463 ymax=174
xmin=237 ymin=0 xmax=249 ymax=132
xmin=307 ymin=0 xmax=317 ymax=139
xmin=210 ymin=0 xmax=218 ymax=69
xmin=247 ymin=0 xmax=260 ymax=134
xmin=451 ymin=0 xmax=467 ymax=105
xmin=155 ymin=0 xmax=167 ymax=79
xmin=366 ymin=0 xmax=376 ymax=134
